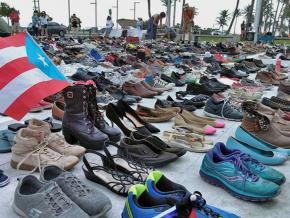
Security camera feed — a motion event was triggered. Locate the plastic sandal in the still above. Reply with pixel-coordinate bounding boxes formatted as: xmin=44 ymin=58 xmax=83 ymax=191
xmin=82 ymin=150 xmax=135 ymax=196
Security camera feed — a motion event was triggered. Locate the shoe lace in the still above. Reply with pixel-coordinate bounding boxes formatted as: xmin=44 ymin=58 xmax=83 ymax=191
xmin=44 ymin=185 xmax=72 ymax=216
xmin=65 ymin=174 xmax=90 ymax=197
xmin=16 ymin=137 xmax=62 ymax=173
xmin=173 ymin=191 xmax=222 ymax=218
xmin=237 ymin=153 xmax=265 ymax=171
xmin=220 ymin=97 xmax=240 ymax=119
xmin=232 ymin=156 xmax=259 ymax=189
xmin=83 ymin=101 xmax=95 ymax=133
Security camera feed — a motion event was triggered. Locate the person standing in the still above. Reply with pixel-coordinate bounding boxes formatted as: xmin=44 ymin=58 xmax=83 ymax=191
xmin=105 ymin=16 xmax=114 ymax=38
xmin=32 ymin=10 xmax=40 ymax=36
xmin=39 ymin=11 xmax=49 ymax=37
xmin=182 ymin=4 xmax=195 ymax=41
xmin=9 ymin=9 xmax=20 ymax=35
xmin=70 ymin=14 xmax=80 ymax=38
xmin=241 ymin=21 xmax=246 ymax=40
xmin=147 ymin=12 xmax=166 ymax=40
xmin=136 ymin=18 xmax=143 ymax=40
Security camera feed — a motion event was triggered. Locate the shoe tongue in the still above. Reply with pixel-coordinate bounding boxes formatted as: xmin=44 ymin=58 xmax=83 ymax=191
xmin=38 ymin=181 xmax=58 ymax=194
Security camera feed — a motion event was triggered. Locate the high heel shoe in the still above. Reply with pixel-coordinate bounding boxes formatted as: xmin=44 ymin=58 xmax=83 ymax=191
xmin=117 ymin=100 xmax=160 ymax=133
xmin=106 ymin=103 xmax=152 ymax=137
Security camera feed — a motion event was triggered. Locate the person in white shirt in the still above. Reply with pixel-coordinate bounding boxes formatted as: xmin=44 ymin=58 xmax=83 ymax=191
xmin=39 ymin=11 xmax=50 ymax=36
xmin=105 ymin=16 xmax=114 ymax=38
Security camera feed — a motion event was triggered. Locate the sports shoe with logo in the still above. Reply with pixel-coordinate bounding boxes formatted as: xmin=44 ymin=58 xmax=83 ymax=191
xmin=0 ymin=170 xmax=9 ymax=187
xmin=122 ymin=182 xmax=240 ymax=218
xmin=28 ymin=119 xmax=86 ymax=158
xmin=200 ymin=145 xmax=280 ymax=201
xmin=145 ymin=171 xmax=240 ymax=218
xmin=13 ymin=175 xmax=89 ymax=218
xmin=40 ymin=165 xmax=112 ymax=217
xmin=214 ymin=142 xmax=286 ymax=186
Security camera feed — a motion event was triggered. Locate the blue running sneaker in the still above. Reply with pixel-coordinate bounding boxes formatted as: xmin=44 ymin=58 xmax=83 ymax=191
xmin=0 ymin=170 xmax=9 ymax=187
xmin=123 ymin=183 xmax=240 ymax=218
xmin=215 ymin=142 xmax=286 ymax=185
xmin=226 ymin=137 xmax=287 ymax=166
xmin=200 ymin=143 xmax=280 ymax=201
xmin=145 ymin=171 xmax=240 ymax=218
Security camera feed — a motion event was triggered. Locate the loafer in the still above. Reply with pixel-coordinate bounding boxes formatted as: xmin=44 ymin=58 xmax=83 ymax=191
xmin=226 ymin=136 xmax=287 ymax=165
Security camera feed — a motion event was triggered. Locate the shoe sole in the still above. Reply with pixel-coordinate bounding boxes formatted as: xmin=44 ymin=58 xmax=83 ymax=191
xmin=199 ymin=170 xmax=280 ymax=202
xmin=0 ymin=178 xmax=9 ymax=187
xmin=203 ymin=111 xmax=242 ymax=122
xmin=10 ymin=160 xmax=78 ymax=171
xmin=90 ymin=203 xmax=112 ymax=218
xmin=13 ymin=203 xmax=29 ymax=218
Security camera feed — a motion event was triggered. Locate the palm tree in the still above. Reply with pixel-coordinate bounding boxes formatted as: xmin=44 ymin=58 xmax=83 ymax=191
xmin=161 ymin=0 xmax=172 ymax=7
xmin=262 ymin=0 xmax=274 ymax=32
xmin=227 ymin=0 xmax=240 ymax=34
xmin=147 ymin=0 xmax=151 ymax=18
xmin=272 ymin=0 xmax=282 ymax=33
xmin=216 ymin=10 xmax=230 ymax=32
xmin=275 ymin=0 xmax=290 ymax=33
xmin=234 ymin=9 xmax=243 ymax=34
xmin=247 ymin=0 xmax=255 ymax=30
xmin=0 ymin=2 xmax=14 ymax=25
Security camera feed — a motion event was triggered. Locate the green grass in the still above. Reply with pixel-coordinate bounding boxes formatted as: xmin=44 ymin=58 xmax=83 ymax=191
xmin=195 ymin=35 xmax=290 ymax=45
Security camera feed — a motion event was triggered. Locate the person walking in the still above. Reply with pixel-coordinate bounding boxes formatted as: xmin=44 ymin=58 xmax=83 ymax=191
xmin=241 ymin=21 xmax=246 ymax=40
xmin=147 ymin=12 xmax=166 ymax=40
xmin=182 ymin=4 xmax=195 ymax=41
xmin=32 ymin=10 xmax=40 ymax=36
xmin=39 ymin=11 xmax=50 ymax=37
xmin=136 ymin=18 xmax=143 ymax=40
xmin=9 ymin=9 xmax=20 ymax=35
xmin=70 ymin=14 xmax=80 ymax=38
xmin=105 ymin=16 xmax=114 ymax=38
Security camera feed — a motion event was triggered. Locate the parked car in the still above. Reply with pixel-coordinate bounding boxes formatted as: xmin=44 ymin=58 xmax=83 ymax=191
xmin=211 ymin=30 xmax=224 ymax=36
xmin=27 ymin=22 xmax=67 ymax=36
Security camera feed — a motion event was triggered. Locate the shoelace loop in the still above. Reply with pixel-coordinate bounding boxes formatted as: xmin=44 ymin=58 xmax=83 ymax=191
xmin=65 ymin=175 xmax=90 ymax=197
xmin=174 ymin=191 xmax=222 ymax=218
xmin=45 ymin=185 xmax=72 ymax=216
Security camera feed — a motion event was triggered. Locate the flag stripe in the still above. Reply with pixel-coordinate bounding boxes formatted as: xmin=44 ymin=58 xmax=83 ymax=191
xmin=0 ymin=46 xmax=27 ymax=68
xmin=0 ymin=68 xmax=51 ymax=112
xmin=0 ymin=57 xmax=35 ymax=89
xmin=0 ymin=32 xmax=26 ymax=49
xmin=4 ymin=80 xmax=68 ymax=120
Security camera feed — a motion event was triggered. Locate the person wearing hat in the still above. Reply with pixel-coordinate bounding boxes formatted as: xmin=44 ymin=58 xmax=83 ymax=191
xmin=182 ymin=3 xmax=196 ymax=41
xmin=147 ymin=12 xmax=166 ymax=40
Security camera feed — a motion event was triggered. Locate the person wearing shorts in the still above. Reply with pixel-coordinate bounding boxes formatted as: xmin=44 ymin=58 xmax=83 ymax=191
xmin=9 ymin=9 xmax=20 ymax=35
xmin=39 ymin=11 xmax=49 ymax=37
xmin=105 ymin=16 xmax=114 ymax=38
xmin=182 ymin=4 xmax=195 ymax=41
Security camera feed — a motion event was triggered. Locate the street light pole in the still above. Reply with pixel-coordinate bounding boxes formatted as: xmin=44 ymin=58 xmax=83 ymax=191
xmin=254 ymin=0 xmax=263 ymax=43
xmin=116 ymin=0 xmax=119 ymax=29
xmin=90 ymin=0 xmax=98 ymax=28
xmin=68 ymin=0 xmax=71 ymax=27
xmin=132 ymin=2 xmax=140 ymax=20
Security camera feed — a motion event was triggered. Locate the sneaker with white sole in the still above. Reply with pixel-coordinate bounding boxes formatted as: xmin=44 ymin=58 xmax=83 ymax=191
xmin=13 ymin=175 xmax=89 ymax=218
xmin=40 ymin=165 xmax=112 ymax=218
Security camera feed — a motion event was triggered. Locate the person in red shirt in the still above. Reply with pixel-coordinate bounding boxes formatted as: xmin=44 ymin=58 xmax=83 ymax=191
xmin=9 ymin=9 xmax=20 ymax=35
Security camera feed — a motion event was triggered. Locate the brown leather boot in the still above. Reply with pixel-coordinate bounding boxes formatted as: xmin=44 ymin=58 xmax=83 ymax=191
xmin=86 ymin=84 xmax=121 ymax=142
xmin=242 ymin=102 xmax=290 ymax=148
xmin=122 ymin=81 xmax=158 ymax=98
xmin=62 ymin=84 xmax=108 ymax=150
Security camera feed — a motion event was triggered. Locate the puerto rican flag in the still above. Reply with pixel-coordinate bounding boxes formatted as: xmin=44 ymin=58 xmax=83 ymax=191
xmin=0 ymin=32 xmax=69 ymax=120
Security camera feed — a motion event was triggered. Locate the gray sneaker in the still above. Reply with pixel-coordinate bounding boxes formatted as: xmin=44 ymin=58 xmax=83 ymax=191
xmin=40 ymin=165 xmax=112 ymax=218
xmin=13 ymin=175 xmax=89 ymax=218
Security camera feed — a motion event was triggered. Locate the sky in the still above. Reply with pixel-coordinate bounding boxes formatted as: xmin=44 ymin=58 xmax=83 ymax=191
xmin=3 ymin=0 xmax=252 ymax=32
